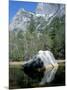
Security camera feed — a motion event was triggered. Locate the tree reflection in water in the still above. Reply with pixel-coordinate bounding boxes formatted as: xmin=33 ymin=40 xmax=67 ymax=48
xmin=23 ymin=62 xmax=58 ymax=85
xmin=39 ymin=66 xmax=58 ymax=85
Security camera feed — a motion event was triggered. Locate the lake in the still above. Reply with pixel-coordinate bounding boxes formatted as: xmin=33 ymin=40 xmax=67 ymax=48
xmin=9 ymin=61 xmax=65 ymax=89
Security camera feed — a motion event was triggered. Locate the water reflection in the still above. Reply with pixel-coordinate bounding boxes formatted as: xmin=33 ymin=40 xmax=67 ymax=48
xmin=23 ymin=50 xmax=59 ymax=85
xmin=24 ymin=65 xmax=58 ymax=85
xmin=40 ymin=66 xmax=58 ymax=85
xmin=9 ymin=63 xmax=65 ymax=89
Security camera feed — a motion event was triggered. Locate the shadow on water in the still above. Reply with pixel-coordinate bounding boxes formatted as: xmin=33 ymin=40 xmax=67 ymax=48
xmin=9 ymin=62 xmax=65 ymax=89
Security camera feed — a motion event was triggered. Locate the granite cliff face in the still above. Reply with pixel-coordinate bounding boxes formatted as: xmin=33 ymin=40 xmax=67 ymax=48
xmin=9 ymin=3 xmax=65 ymax=61
xmin=9 ymin=3 xmax=65 ymax=32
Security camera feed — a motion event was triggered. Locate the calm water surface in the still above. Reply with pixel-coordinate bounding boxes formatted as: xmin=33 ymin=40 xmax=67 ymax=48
xmin=9 ymin=62 xmax=65 ymax=89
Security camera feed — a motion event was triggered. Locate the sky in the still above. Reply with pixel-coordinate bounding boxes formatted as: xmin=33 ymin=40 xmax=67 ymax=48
xmin=9 ymin=0 xmax=38 ymax=22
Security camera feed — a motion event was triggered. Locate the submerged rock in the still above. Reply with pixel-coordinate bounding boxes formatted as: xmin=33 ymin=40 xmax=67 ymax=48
xmin=23 ymin=50 xmax=58 ymax=85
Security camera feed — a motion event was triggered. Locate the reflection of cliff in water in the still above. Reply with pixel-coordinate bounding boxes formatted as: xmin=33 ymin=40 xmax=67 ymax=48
xmin=40 ymin=66 xmax=58 ymax=85
xmin=25 ymin=65 xmax=58 ymax=85
xmin=9 ymin=62 xmax=65 ymax=89
xmin=23 ymin=50 xmax=59 ymax=85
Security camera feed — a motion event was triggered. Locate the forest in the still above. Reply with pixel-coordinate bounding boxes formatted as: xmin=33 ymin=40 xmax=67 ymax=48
xmin=9 ymin=15 xmax=65 ymax=61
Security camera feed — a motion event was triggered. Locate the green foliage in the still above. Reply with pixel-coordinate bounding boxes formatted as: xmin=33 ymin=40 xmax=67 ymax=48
xmin=27 ymin=15 xmax=35 ymax=33
xmin=47 ymin=16 xmax=65 ymax=59
xmin=9 ymin=15 xmax=65 ymax=61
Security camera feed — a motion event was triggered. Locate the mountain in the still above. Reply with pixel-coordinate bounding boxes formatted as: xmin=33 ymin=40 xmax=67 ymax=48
xmin=9 ymin=8 xmax=34 ymax=31
xmin=36 ymin=3 xmax=65 ymax=18
xmin=9 ymin=3 xmax=65 ymax=32
xmin=9 ymin=3 xmax=65 ymax=61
